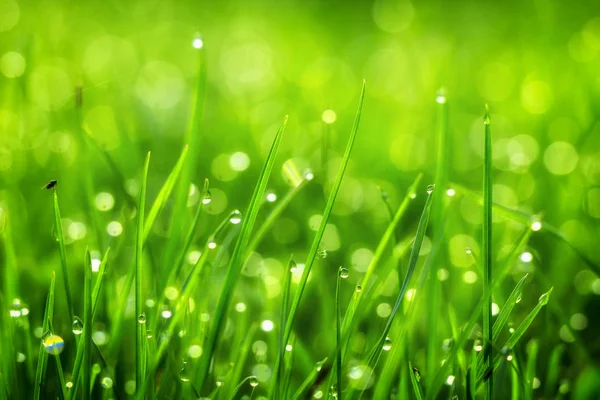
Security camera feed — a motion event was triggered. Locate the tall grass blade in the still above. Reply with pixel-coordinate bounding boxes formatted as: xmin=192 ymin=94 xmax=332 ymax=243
xmin=335 ymin=267 xmax=343 ymax=400
xmin=282 ymin=81 xmax=365 ymax=364
xmin=195 ymin=115 xmax=287 ymax=387
xmin=34 ymin=271 xmax=56 ymax=400
xmin=482 ymin=105 xmax=493 ymax=400
xmin=524 ymin=340 xmax=538 ymax=400
xmin=136 ymin=152 xmax=151 ymax=393
xmin=492 ymin=274 xmax=530 ymax=343
xmin=82 ymin=250 xmax=93 ymax=400
xmin=143 ymin=145 xmax=188 ymax=243
xmin=52 ymin=189 xmax=74 ymax=323
xmin=290 ymin=358 xmax=329 ymax=400
xmin=477 ymin=287 xmax=553 ymax=386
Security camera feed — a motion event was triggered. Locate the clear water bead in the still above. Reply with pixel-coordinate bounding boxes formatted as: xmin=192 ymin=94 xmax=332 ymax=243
xmin=72 ymin=316 xmax=83 ymax=335
xmin=339 ymin=267 xmax=349 ymax=279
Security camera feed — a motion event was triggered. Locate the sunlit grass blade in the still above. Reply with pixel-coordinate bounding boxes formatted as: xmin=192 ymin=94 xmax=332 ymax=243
xmin=482 ymin=105 xmax=493 ymax=400
xmin=136 ymin=152 xmax=151 ymax=393
xmin=0 ymin=211 xmax=18 ymax=395
xmin=82 ymin=250 xmax=92 ymax=400
xmin=477 ymin=287 xmax=553 ymax=386
xmin=340 ymin=173 xmax=422 ymax=353
xmin=408 ymin=362 xmax=424 ymax=400
xmin=270 ymin=259 xmax=294 ymax=399
xmin=225 ymin=323 xmax=257 ymax=399
xmin=34 ymin=271 xmax=56 ymax=400
xmin=195 ymin=115 xmax=287 ymax=388
xmin=281 ymin=334 xmax=297 ymax=399
xmin=335 ymin=267 xmax=343 ymax=400
xmin=363 ymin=184 xmax=434 ymax=375
xmin=47 ymin=319 xmax=67 ymax=400
xmin=524 ymin=340 xmax=538 ymax=400
xmin=52 ymin=189 xmax=74 ymax=323
xmin=228 ymin=376 xmax=256 ymax=399
xmin=143 ymin=145 xmax=188 ymax=243
xmin=281 ymin=82 xmax=365 ymax=365
xmin=492 ymin=274 xmax=530 ymax=343
xmin=69 ymin=248 xmax=110 ymax=400
xmin=290 ymin=357 xmax=329 ymax=400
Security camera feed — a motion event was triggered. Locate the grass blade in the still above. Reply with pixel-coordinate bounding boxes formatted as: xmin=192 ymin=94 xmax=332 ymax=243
xmin=136 ymin=152 xmax=151 ymax=393
xmin=52 ymin=189 xmax=74 ymax=323
xmin=82 ymin=250 xmax=92 ymax=400
xmin=524 ymin=340 xmax=538 ymax=400
xmin=290 ymin=358 xmax=329 ymax=400
xmin=143 ymin=145 xmax=188 ymax=243
xmin=477 ymin=287 xmax=553 ymax=386
xmin=492 ymin=274 xmax=530 ymax=343
xmin=409 ymin=362 xmax=424 ymax=400
xmin=34 ymin=271 xmax=56 ymax=400
xmin=482 ymin=105 xmax=493 ymax=400
xmin=195 ymin=115 xmax=287 ymax=387
xmin=280 ymin=81 xmax=365 ymax=386
xmin=335 ymin=267 xmax=343 ymax=400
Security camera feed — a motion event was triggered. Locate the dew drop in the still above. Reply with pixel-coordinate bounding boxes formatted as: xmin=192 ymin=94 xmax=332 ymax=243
xmin=426 ymin=184 xmax=435 ymax=194
xmin=72 ymin=316 xmax=83 ymax=335
xmin=339 ymin=267 xmax=349 ymax=279
xmin=465 ymin=247 xmax=472 ymax=255
xmin=249 ymin=375 xmax=259 ymax=387
xmin=355 ymin=283 xmax=362 ymax=293
xmin=230 ymin=210 xmax=242 ymax=224
xmin=180 ymin=362 xmax=190 ymax=382
xmin=484 ymin=105 xmax=491 ymax=125
xmin=515 ymin=296 xmax=522 ymax=304
xmin=43 ymin=334 xmax=65 ymax=355
xmin=101 ymin=377 xmax=113 ymax=389
xmin=9 ymin=299 xmax=22 ymax=318
xmin=138 ymin=313 xmax=147 ymax=324
xmin=202 ymin=190 xmax=212 ymax=205
xmin=473 ymin=339 xmax=483 ymax=352
xmin=383 ymin=336 xmax=392 ymax=351
xmin=436 ymin=88 xmax=447 ymax=104
xmin=146 ymin=329 xmax=153 ymax=339
xmin=317 ymin=248 xmax=327 ymax=259
xmin=208 ymin=238 xmax=217 ymax=249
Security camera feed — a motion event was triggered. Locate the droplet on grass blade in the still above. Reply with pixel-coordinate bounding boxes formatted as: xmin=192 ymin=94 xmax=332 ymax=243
xmin=72 ymin=316 xmax=83 ymax=335
xmin=202 ymin=189 xmax=212 ymax=205
xmin=329 ymin=385 xmax=338 ymax=398
xmin=180 ymin=362 xmax=190 ymax=382
xmin=42 ymin=333 xmax=65 ymax=355
xmin=137 ymin=313 xmax=146 ymax=324
xmin=249 ymin=375 xmax=259 ymax=387
xmin=230 ymin=210 xmax=242 ymax=224
xmin=355 ymin=283 xmax=362 ymax=292
xmin=426 ymin=184 xmax=435 ymax=194
xmin=339 ymin=267 xmax=349 ymax=279
xmin=101 ymin=377 xmax=113 ymax=389
xmin=382 ymin=336 xmax=392 ymax=351
xmin=146 ymin=329 xmax=153 ymax=339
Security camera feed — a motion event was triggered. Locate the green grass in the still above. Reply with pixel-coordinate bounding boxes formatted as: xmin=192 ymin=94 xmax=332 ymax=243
xmin=2 ymin=7 xmax=600 ymax=398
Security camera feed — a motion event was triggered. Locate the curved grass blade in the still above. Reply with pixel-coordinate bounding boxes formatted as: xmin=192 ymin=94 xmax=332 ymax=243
xmin=52 ymin=189 xmax=74 ymax=323
xmin=143 ymin=145 xmax=188 ymax=243
xmin=136 ymin=152 xmax=151 ymax=393
xmin=280 ymin=82 xmax=365 ymax=387
xmin=409 ymin=362 xmax=424 ymax=400
xmin=340 ymin=173 xmax=422 ymax=354
xmin=194 ymin=115 xmax=287 ymax=388
xmin=482 ymin=105 xmax=493 ymax=400
xmin=228 ymin=376 xmax=255 ymax=399
xmin=364 ymin=185 xmax=434 ymax=374
xmin=477 ymin=287 xmax=553 ymax=386
xmin=82 ymin=250 xmax=92 ymax=400
xmin=290 ymin=357 xmax=329 ymax=400
xmin=492 ymin=274 xmax=530 ymax=343
xmin=34 ymin=271 xmax=56 ymax=400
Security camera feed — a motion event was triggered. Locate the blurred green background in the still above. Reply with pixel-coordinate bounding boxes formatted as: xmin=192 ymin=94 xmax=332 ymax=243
xmin=1 ymin=0 xmax=600 ymax=398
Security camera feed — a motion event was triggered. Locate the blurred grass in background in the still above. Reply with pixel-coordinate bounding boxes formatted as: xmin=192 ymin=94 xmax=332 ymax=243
xmin=1 ymin=0 xmax=600 ymax=398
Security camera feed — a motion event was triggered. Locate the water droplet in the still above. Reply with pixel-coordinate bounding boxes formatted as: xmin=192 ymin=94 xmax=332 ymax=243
xmin=484 ymin=105 xmax=491 ymax=125
xmin=538 ymin=290 xmax=551 ymax=305
xmin=202 ymin=190 xmax=212 ymax=205
xmin=426 ymin=184 xmax=435 ymax=194
xmin=249 ymin=375 xmax=259 ymax=387
xmin=315 ymin=359 xmax=326 ymax=371
xmin=72 ymin=316 xmax=83 ymax=335
xmin=207 ymin=237 xmax=217 ymax=249
xmin=446 ymin=188 xmax=456 ymax=197
xmin=138 ymin=313 xmax=147 ymax=324
xmin=329 ymin=385 xmax=338 ymax=398
xmin=16 ymin=353 xmax=25 ymax=363
xmin=339 ymin=267 xmax=349 ymax=279
xmin=266 ymin=192 xmax=277 ymax=202
xmin=230 ymin=210 xmax=242 ymax=224
xmin=289 ymin=260 xmax=297 ymax=272
xmin=465 ymin=247 xmax=472 ymax=255
xmin=101 ymin=377 xmax=113 ymax=389
xmin=515 ymin=296 xmax=522 ymax=304
xmin=216 ymin=378 xmax=224 ymax=387
xmin=355 ymin=283 xmax=362 ymax=293
xmin=473 ymin=339 xmax=483 ymax=352
xmin=409 ymin=193 xmax=417 ymax=199
xmin=43 ymin=334 xmax=65 ymax=355
xmin=9 ymin=299 xmax=22 ymax=318
xmin=303 ymin=169 xmax=314 ymax=181
xmin=442 ymin=338 xmax=454 ymax=352
xmin=146 ymin=329 xmax=153 ymax=339
xmin=317 ymin=248 xmax=327 ymax=259
xmin=180 ymin=362 xmax=190 ymax=382
xmin=531 ymin=221 xmax=542 ymax=231
xmin=93 ymin=363 xmax=101 ymax=374
xmin=382 ymin=336 xmax=392 ymax=351
xmin=436 ymin=88 xmax=447 ymax=104
xmin=192 ymin=36 xmax=204 ymax=49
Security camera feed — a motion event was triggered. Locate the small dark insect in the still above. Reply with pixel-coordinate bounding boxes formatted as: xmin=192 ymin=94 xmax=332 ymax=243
xmin=42 ymin=180 xmax=58 ymax=190
xmin=412 ymin=367 xmax=421 ymax=381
